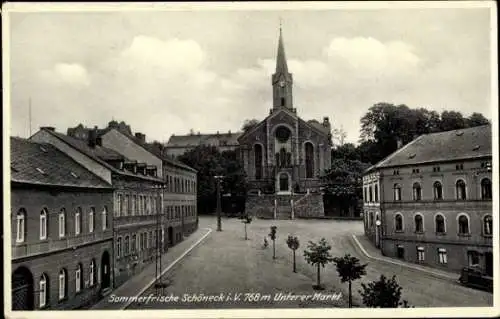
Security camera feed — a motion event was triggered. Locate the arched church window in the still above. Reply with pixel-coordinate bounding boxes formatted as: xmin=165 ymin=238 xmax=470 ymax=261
xmin=254 ymin=144 xmax=263 ymax=180
xmin=305 ymin=142 xmax=314 ymax=178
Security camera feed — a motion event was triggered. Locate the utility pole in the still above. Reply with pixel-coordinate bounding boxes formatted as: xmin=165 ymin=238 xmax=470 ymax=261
xmin=29 ymin=97 xmax=32 ymax=137
xmin=214 ymin=175 xmax=224 ymax=231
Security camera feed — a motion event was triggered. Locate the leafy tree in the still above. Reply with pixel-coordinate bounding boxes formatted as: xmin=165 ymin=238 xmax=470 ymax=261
xmin=332 ymin=254 xmax=367 ymax=308
xmin=467 ymin=112 xmax=490 ymax=127
xmin=331 ymin=126 xmax=348 ymax=147
xmin=242 ymin=119 xmax=260 ymax=133
xmin=359 ymin=274 xmax=411 ymax=308
xmin=303 ymin=238 xmax=334 ymax=290
xmin=331 ymin=143 xmax=359 ymax=161
xmin=178 ymin=146 xmax=247 ymax=215
xmin=440 ymin=110 xmax=467 ymax=132
xmin=241 ymin=214 xmax=252 ymax=240
xmin=286 ymin=235 xmax=300 ymax=273
xmin=269 ymin=226 xmax=277 ymax=259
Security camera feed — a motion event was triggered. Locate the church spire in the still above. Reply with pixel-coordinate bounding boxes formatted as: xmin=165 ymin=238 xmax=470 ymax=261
xmin=272 ymin=22 xmax=293 ymax=110
xmin=275 ymin=22 xmax=289 ymax=76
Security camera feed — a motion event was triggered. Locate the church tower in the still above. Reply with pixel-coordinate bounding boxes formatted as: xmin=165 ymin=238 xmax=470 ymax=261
xmin=272 ymin=26 xmax=293 ymax=110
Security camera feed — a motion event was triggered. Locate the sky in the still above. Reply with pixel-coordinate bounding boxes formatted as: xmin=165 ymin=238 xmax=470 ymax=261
xmin=6 ymin=3 xmax=494 ymax=144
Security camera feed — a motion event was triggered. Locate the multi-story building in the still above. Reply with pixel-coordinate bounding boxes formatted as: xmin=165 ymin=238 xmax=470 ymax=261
xmin=165 ymin=130 xmax=242 ymax=158
xmin=31 ymin=127 xmax=168 ymax=288
xmin=10 ymin=137 xmax=114 ymax=310
xmin=67 ymin=121 xmax=199 ymax=240
xmin=363 ymin=125 xmax=493 ymax=276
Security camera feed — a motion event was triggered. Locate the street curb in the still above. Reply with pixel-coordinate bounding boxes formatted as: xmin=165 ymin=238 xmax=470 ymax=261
xmin=122 ymin=227 xmax=213 ymax=309
xmin=350 ymin=234 xmax=458 ymax=281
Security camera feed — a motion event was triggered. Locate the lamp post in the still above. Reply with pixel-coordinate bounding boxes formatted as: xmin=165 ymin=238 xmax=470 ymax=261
xmin=214 ymin=175 xmax=224 ymax=231
xmin=153 ymin=184 xmax=168 ymax=293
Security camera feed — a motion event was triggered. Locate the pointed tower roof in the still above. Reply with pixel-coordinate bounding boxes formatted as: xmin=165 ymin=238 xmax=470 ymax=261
xmin=275 ymin=25 xmax=289 ymax=76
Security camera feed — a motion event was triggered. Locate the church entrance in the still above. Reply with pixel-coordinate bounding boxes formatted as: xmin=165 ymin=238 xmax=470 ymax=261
xmin=12 ymin=266 xmax=34 ymax=310
xmin=278 ymin=173 xmax=289 ymax=192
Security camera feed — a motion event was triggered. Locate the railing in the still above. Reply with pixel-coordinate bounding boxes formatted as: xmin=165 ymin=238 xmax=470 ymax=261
xmin=12 ymin=232 xmax=111 ymax=259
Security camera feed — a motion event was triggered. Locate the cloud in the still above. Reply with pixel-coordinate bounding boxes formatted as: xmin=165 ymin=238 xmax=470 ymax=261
xmin=39 ymin=63 xmax=91 ymax=86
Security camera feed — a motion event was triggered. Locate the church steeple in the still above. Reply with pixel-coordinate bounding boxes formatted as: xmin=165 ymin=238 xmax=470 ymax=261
xmin=272 ymin=24 xmax=294 ymax=110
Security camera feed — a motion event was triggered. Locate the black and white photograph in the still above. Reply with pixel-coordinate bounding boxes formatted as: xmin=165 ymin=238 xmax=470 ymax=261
xmin=3 ymin=1 xmax=498 ymax=318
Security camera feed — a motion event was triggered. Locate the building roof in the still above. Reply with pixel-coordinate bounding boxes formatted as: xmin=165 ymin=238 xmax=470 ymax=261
xmin=102 ymin=128 xmax=198 ymax=173
xmin=10 ymin=137 xmax=112 ymax=188
xmin=39 ymin=129 xmax=165 ymax=183
xmin=366 ymin=125 xmax=492 ymax=172
xmin=166 ymin=132 xmax=242 ymax=149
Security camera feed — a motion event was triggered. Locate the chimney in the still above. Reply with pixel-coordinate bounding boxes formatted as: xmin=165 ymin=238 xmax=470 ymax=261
xmin=135 ymin=132 xmax=146 ymax=143
xmin=396 ymin=138 xmax=403 ymax=149
xmin=41 ymin=126 xmax=55 ymax=132
xmin=88 ymin=127 xmax=98 ymax=147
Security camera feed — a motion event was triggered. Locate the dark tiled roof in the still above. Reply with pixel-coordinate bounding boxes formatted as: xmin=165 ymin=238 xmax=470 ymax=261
xmin=167 ymin=132 xmax=242 ymax=148
xmin=368 ymin=125 xmax=492 ymax=171
xmin=40 ymin=129 xmax=165 ymax=183
xmin=10 ymin=137 xmax=112 ymax=188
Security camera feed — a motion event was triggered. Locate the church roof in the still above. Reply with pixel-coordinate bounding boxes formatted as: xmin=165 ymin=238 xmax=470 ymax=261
xmin=365 ymin=124 xmax=492 ymax=173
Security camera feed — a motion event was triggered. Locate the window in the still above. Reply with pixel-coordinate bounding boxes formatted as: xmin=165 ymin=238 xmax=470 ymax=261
xmin=395 ymin=214 xmax=403 ymax=232
xmin=468 ymin=251 xmax=480 ymax=267
xmin=364 ymin=188 xmax=368 ymax=203
xmin=40 ymin=208 xmax=48 ymax=240
xmin=75 ymin=207 xmax=82 ymax=235
xmin=412 ymin=168 xmax=420 ymax=174
xmin=117 ymin=237 xmax=122 ymax=258
xmin=58 ymin=269 xmax=67 ymax=300
xmin=143 ymin=195 xmax=147 ymax=214
xmin=435 ymin=214 xmax=445 ymax=233
xmin=393 ymin=184 xmax=402 ymax=201
xmin=433 ymin=166 xmax=441 ymax=172
xmin=456 ymin=180 xmax=466 ymax=200
xmin=39 ymin=274 xmax=48 ymax=308
xmin=305 ymin=142 xmax=314 ymax=178
xmin=16 ymin=209 xmax=26 ymax=243
xmin=483 ymin=215 xmax=493 ymax=236
xmin=438 ymin=248 xmax=447 ymax=264
xmin=456 ymin=163 xmax=464 ymax=171
xmin=481 ymin=178 xmax=492 ymax=200
xmin=281 ymin=97 xmax=285 ymax=107
xmin=458 ymin=215 xmax=469 ymax=234
xmin=369 ymin=212 xmax=374 ymax=227
xmin=414 ymin=214 xmax=423 ymax=233
xmin=369 ymin=186 xmax=373 ymax=202
xmin=59 ymin=209 xmax=66 ymax=237
xmin=89 ymin=260 xmax=96 ymax=286
xmin=75 ymin=264 xmax=82 ymax=293
xmin=433 ymin=181 xmax=443 ymax=200
xmin=116 ymin=194 xmax=122 ymax=217
xmin=124 ymin=195 xmax=129 ymax=216
xmin=417 ymin=246 xmax=425 ymax=262
xmin=102 ymin=206 xmax=108 ymax=230
xmin=149 ymin=231 xmax=153 ymax=248
xmin=393 ymin=169 xmax=400 ymax=175
xmin=412 ymin=182 xmax=422 ymax=201
xmin=89 ymin=207 xmax=95 ymax=233
xmin=374 ymin=184 xmax=379 ymax=202
xmin=254 ymin=144 xmax=263 ymax=180
xmin=125 ymin=236 xmax=130 ymax=255
xmin=132 ymin=234 xmax=137 ymax=253
xmin=131 ymin=195 xmax=136 ymax=216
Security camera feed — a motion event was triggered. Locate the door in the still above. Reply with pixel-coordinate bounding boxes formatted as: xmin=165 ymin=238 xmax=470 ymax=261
xmin=101 ymin=251 xmax=111 ymax=289
xmin=168 ymin=226 xmax=174 ymax=246
xmin=397 ymin=246 xmax=405 ymax=259
xmin=485 ymin=252 xmax=493 ymax=277
xmin=12 ymin=267 xmax=34 ymax=310
xmin=279 ymin=173 xmax=289 ymax=192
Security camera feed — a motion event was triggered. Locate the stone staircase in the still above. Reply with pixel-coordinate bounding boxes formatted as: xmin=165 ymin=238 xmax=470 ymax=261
xmin=275 ymin=195 xmax=292 ymax=219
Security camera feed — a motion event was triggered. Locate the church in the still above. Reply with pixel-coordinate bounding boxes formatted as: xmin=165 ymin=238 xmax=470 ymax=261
xmin=238 ymin=28 xmax=332 ymax=219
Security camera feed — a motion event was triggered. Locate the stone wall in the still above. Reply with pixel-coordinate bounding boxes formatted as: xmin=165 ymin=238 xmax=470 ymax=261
xmin=294 ymin=193 xmax=325 ymax=218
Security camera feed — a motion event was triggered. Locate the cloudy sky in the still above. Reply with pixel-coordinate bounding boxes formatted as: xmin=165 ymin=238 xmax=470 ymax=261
xmin=6 ymin=3 xmax=494 ymax=144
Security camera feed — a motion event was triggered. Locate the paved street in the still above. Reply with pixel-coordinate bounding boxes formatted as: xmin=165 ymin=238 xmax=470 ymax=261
xmin=122 ymin=216 xmax=493 ymax=309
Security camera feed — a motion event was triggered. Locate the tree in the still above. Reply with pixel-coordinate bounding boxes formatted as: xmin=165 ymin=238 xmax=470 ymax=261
xmin=286 ymin=235 xmax=300 ymax=273
xmin=303 ymin=238 xmax=333 ymax=290
xmin=269 ymin=226 xmax=277 ymax=259
xmin=332 ymin=254 xmax=367 ymax=308
xmin=467 ymin=112 xmax=490 ymax=127
xmin=359 ymin=274 xmax=411 ymax=308
xmin=440 ymin=110 xmax=467 ymax=132
xmin=331 ymin=126 xmax=348 ymax=147
xmin=241 ymin=215 xmax=252 ymax=240
xmin=242 ymin=119 xmax=260 ymax=133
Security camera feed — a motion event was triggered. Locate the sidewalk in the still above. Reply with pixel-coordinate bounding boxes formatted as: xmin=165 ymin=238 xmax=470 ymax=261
xmin=91 ymin=227 xmax=212 ymax=310
xmin=351 ymin=234 xmax=459 ymax=281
